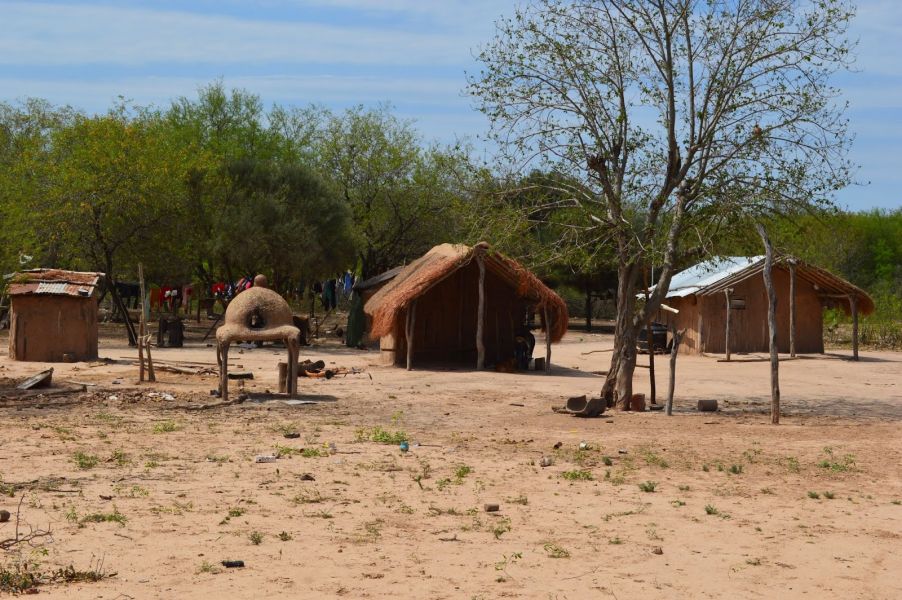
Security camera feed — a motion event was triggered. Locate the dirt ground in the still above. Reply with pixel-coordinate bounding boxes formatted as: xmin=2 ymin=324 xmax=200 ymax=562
xmin=0 ymin=324 xmax=900 ymax=599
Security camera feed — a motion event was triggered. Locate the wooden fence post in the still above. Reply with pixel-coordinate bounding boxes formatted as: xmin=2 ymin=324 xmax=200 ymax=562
xmin=665 ymin=327 xmax=685 ymax=416
xmin=756 ymin=223 xmax=780 ymax=425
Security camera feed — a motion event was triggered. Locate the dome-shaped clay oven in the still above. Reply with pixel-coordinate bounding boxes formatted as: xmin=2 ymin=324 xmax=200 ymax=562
xmin=216 ymin=287 xmax=299 ymax=345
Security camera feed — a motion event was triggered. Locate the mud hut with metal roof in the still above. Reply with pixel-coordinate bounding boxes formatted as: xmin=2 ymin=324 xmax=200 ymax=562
xmin=364 ymin=242 xmax=568 ymax=370
xmin=6 ymin=269 xmax=104 ymax=362
xmin=654 ymin=257 xmax=873 ymax=358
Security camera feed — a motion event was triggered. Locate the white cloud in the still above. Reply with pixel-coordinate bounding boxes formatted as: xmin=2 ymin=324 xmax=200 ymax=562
xmin=0 ymin=1 xmax=500 ymax=67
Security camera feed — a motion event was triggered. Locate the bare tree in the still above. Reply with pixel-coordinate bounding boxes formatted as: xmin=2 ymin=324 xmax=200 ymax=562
xmin=469 ymin=0 xmax=855 ymax=409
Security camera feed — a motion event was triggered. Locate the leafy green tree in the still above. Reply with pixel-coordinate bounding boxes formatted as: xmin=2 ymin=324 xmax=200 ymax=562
xmin=470 ymin=0 xmax=856 ymax=408
xmin=314 ymin=104 xmax=471 ymax=278
xmin=206 ymin=158 xmax=355 ymax=291
xmin=0 ymin=99 xmax=79 ymax=274
xmin=15 ymin=104 xmax=199 ymax=290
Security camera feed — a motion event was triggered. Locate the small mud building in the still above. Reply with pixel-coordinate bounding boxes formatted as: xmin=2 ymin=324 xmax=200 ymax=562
xmin=364 ymin=243 xmax=568 ymax=368
xmin=7 ymin=269 xmax=104 ymax=362
xmin=657 ymin=257 xmax=873 ymax=355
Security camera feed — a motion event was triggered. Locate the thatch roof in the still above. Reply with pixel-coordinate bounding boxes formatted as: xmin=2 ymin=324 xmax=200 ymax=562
xmin=365 ymin=242 xmax=568 ymax=342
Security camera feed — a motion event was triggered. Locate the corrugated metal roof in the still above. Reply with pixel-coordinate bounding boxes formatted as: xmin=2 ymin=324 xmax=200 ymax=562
xmin=35 ymin=282 xmax=70 ymax=294
xmin=656 ymin=256 xmax=875 ymax=316
xmin=662 ymin=256 xmax=764 ymax=298
xmin=7 ymin=269 xmax=103 ymax=298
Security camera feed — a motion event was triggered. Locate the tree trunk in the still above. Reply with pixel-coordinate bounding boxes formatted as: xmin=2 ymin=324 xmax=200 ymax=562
xmin=601 ymin=262 xmax=641 ymax=410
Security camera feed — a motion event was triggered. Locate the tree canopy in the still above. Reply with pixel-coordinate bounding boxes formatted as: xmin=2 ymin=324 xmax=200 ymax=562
xmin=470 ymin=0 xmax=857 ymax=406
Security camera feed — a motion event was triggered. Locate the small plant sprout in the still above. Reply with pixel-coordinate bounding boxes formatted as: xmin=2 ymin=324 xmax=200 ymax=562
xmin=278 ymin=531 xmax=293 ymax=541
xmin=638 ymin=481 xmax=657 ymax=493
xmin=562 ymin=470 xmax=593 ymax=481
xmin=543 ymin=543 xmax=570 ymax=558
xmin=807 ymin=491 xmax=820 ymax=499
xmin=249 ymin=531 xmax=264 ymax=545
xmin=705 ymin=504 xmax=719 ymax=515
xmin=823 ymin=491 xmax=835 ymax=499
xmin=72 ymin=452 xmax=99 ymax=470
xmin=152 ymin=421 xmax=180 ymax=434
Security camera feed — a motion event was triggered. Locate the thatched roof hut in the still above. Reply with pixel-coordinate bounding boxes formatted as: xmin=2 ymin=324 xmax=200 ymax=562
xmin=364 ymin=242 xmax=568 ymax=370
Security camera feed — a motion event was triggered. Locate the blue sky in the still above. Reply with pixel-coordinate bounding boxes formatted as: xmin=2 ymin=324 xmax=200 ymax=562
xmin=0 ymin=0 xmax=899 ymax=211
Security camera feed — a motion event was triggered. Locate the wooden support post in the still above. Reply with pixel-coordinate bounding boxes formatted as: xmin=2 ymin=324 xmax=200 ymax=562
xmin=665 ymin=327 xmax=685 ymax=416
xmin=756 ymin=223 xmax=780 ymax=425
xmin=405 ymin=300 xmax=417 ymax=371
xmin=476 ymin=255 xmax=486 ymax=370
xmin=144 ymin=335 xmax=156 ymax=383
xmin=647 ymin=321 xmax=656 ymax=403
xmin=278 ymin=362 xmax=287 ymax=394
xmin=137 ymin=266 xmax=146 ymax=383
xmin=287 ymin=339 xmax=298 ymax=397
xmin=723 ymin=288 xmax=732 ymax=361
xmin=219 ymin=343 xmax=230 ymax=402
xmin=585 ymin=286 xmax=592 ymax=332
xmin=849 ymin=294 xmax=859 ymax=361
xmin=789 ymin=262 xmax=797 ymax=357
xmin=543 ymin=307 xmax=551 ymax=374
xmin=644 ymin=269 xmax=655 ymax=403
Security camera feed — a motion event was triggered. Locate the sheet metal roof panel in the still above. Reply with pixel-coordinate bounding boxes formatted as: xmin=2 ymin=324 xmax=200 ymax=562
xmin=36 ymin=282 xmax=70 ymax=294
xmin=7 ymin=269 xmax=103 ymax=297
xmin=663 ymin=256 xmax=764 ymax=298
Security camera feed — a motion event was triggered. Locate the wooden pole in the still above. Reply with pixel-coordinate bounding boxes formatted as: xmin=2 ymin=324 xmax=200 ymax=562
xmin=756 ymin=223 xmax=780 ymax=425
xmin=585 ymin=285 xmax=592 ymax=332
xmin=665 ymin=327 xmax=685 ymax=416
xmin=144 ymin=334 xmax=156 ymax=382
xmin=543 ymin=306 xmax=551 ymax=374
xmin=278 ymin=362 xmax=287 ymax=394
xmin=789 ymin=262 xmax=797 ymax=357
xmin=849 ymin=294 xmax=859 ymax=361
xmin=406 ymin=300 xmax=417 ymax=371
xmin=476 ymin=255 xmax=486 ymax=370
xmin=287 ymin=339 xmax=298 ymax=397
xmin=137 ymin=265 xmax=146 ymax=383
xmin=723 ymin=288 xmax=732 ymax=361
xmin=644 ymin=270 xmax=655 ymax=403
xmin=219 ymin=343 xmax=230 ymax=402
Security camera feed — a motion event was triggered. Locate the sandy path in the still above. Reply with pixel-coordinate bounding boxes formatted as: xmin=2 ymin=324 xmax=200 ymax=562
xmin=0 ymin=330 xmax=899 ymax=599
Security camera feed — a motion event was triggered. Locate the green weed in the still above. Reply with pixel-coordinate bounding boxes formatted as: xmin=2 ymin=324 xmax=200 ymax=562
xmin=543 ymin=543 xmax=570 ymax=558
xmin=638 ymin=481 xmax=657 ymax=493
xmin=562 ymin=470 xmax=593 ymax=481
xmin=72 ymin=452 xmax=99 ymax=470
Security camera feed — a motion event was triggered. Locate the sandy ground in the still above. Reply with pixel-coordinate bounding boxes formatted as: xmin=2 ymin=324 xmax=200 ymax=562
xmin=0 ymin=324 xmax=900 ymax=599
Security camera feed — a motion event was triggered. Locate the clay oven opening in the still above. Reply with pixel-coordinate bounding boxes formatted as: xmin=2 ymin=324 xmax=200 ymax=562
xmin=248 ymin=308 xmax=266 ymax=330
